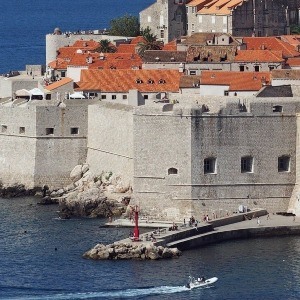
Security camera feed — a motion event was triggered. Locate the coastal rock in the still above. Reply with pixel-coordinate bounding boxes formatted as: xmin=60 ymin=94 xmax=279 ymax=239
xmin=51 ymin=164 xmax=132 ymax=218
xmin=70 ymin=165 xmax=83 ymax=183
xmin=81 ymin=164 xmax=89 ymax=175
xmin=37 ymin=196 xmax=58 ymax=205
xmin=83 ymin=242 xmax=182 ymax=260
xmin=0 ymin=184 xmax=38 ymax=198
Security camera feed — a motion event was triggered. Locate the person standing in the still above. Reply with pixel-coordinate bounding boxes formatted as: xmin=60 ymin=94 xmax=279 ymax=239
xmin=257 ymin=217 xmax=261 ymax=226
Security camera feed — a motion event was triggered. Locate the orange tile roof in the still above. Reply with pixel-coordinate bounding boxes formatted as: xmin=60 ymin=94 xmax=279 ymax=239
xmin=48 ymin=58 xmax=68 ymax=69
xmin=286 ymin=57 xmax=300 ymax=67
xmin=201 ymin=71 xmax=271 ymax=91
xmin=45 ymin=77 xmax=73 ymax=91
xmin=49 ymin=52 xmax=142 ymax=70
xmin=243 ymin=37 xmax=300 ymax=58
xmin=189 ymin=0 xmax=243 ymax=15
xmin=163 ymin=40 xmax=178 ymax=51
xmin=130 ymin=36 xmax=146 ymax=44
xmin=72 ymin=40 xmax=100 ymax=49
xmin=116 ymin=44 xmax=137 ymax=54
xmin=76 ymin=69 xmax=183 ymax=93
xmin=279 ymin=35 xmax=300 ymax=51
xmin=234 ymin=50 xmax=284 ymax=63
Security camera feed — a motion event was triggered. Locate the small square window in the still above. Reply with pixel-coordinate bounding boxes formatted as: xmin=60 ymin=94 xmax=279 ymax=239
xmin=273 ymin=105 xmax=283 ymax=112
xmin=122 ymin=95 xmax=128 ymax=100
xmin=239 ymin=65 xmax=245 ymax=72
xmin=144 ymin=95 xmax=149 ymax=100
xmin=278 ymin=156 xmax=290 ymax=172
xmin=71 ymin=127 xmax=79 ymax=135
xmin=112 ymin=95 xmax=116 ymax=100
xmin=19 ymin=127 xmax=25 ymax=134
xmin=224 ymin=91 xmax=229 ymax=96
xmin=101 ymin=95 xmax=106 ymax=99
xmin=46 ymin=128 xmax=54 ymax=135
xmin=241 ymin=156 xmax=253 ymax=173
xmin=1 ymin=125 xmax=7 ymax=133
xmin=189 ymin=70 xmax=196 ymax=75
xmin=254 ymin=65 xmax=260 ymax=72
xmin=204 ymin=157 xmax=216 ymax=174
xmin=168 ymin=167 xmax=178 ymax=175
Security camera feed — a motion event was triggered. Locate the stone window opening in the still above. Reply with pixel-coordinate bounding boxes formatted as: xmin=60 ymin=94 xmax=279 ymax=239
xmin=168 ymin=167 xmax=178 ymax=175
xmin=241 ymin=156 xmax=253 ymax=173
xmin=19 ymin=127 xmax=25 ymax=134
xmin=1 ymin=125 xmax=7 ymax=133
xmin=101 ymin=95 xmax=107 ymax=99
xmin=112 ymin=95 xmax=117 ymax=100
xmin=46 ymin=128 xmax=54 ymax=135
xmin=278 ymin=156 xmax=290 ymax=172
xmin=273 ymin=105 xmax=283 ymax=113
xmin=70 ymin=127 xmax=79 ymax=135
xmin=204 ymin=157 xmax=216 ymax=174
xmin=122 ymin=95 xmax=127 ymax=100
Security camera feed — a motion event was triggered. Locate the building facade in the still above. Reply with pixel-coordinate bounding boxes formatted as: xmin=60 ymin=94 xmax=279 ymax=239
xmin=141 ymin=0 xmax=300 ymax=43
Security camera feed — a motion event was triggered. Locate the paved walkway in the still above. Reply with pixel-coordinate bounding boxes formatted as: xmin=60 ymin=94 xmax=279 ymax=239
xmin=217 ymin=213 xmax=298 ymax=232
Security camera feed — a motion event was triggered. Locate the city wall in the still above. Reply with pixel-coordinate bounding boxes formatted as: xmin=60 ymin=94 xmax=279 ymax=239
xmin=0 ymin=101 xmax=88 ymax=189
xmin=132 ymin=98 xmax=300 ymax=221
xmin=87 ymin=102 xmax=134 ymax=186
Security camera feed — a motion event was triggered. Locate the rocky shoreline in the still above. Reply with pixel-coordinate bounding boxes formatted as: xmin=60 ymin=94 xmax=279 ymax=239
xmin=52 ymin=164 xmax=131 ymax=219
xmin=0 ymin=164 xmax=132 ymax=220
xmin=83 ymin=242 xmax=182 ymax=260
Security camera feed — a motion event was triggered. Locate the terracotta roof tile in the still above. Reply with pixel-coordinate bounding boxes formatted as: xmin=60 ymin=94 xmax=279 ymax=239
xmin=45 ymin=77 xmax=73 ymax=91
xmin=163 ymin=40 xmax=178 ymax=51
xmin=286 ymin=57 xmax=300 ymax=67
xmin=76 ymin=69 xmax=183 ymax=92
xmin=189 ymin=0 xmax=243 ymax=15
xmin=50 ymin=52 xmax=142 ymax=70
xmin=201 ymin=71 xmax=271 ymax=91
xmin=116 ymin=44 xmax=137 ymax=54
xmin=243 ymin=37 xmax=300 ymax=58
xmin=271 ymin=69 xmax=300 ymax=80
xmin=234 ymin=50 xmax=284 ymax=62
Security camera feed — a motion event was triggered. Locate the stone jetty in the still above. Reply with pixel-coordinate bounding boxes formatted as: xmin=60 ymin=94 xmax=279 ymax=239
xmin=83 ymin=242 xmax=182 ymax=260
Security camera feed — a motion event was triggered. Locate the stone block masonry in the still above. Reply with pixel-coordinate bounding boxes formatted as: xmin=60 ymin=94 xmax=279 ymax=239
xmin=0 ymin=100 xmax=88 ymax=189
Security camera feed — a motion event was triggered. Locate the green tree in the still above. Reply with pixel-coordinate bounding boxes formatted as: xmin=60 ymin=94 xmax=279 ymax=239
xmin=138 ymin=27 xmax=163 ymax=57
xmin=96 ymin=39 xmax=116 ymax=53
xmin=109 ymin=15 xmax=140 ymax=37
xmin=290 ymin=24 xmax=300 ymax=34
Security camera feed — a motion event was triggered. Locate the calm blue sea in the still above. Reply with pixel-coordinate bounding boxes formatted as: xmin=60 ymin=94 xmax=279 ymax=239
xmin=0 ymin=196 xmax=300 ymax=300
xmin=0 ymin=0 xmax=154 ymax=74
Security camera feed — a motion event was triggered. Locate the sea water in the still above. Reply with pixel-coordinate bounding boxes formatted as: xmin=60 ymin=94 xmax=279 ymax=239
xmin=0 ymin=0 xmax=154 ymax=74
xmin=0 ymin=196 xmax=300 ymax=300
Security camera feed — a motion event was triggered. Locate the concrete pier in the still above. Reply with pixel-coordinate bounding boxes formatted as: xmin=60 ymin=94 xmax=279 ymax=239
xmin=107 ymin=209 xmax=300 ymax=251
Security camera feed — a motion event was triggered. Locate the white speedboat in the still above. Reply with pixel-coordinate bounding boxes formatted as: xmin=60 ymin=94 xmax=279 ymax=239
xmin=186 ymin=276 xmax=218 ymax=289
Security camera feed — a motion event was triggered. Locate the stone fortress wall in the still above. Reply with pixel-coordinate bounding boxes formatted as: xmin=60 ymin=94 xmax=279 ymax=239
xmin=131 ymin=97 xmax=300 ymax=220
xmin=86 ymin=102 xmax=134 ymax=186
xmin=1 ymin=93 xmax=300 ymax=218
xmin=0 ymin=100 xmax=89 ymax=189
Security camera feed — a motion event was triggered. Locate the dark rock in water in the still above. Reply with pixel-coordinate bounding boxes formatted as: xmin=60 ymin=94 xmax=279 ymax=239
xmin=83 ymin=242 xmax=182 ymax=260
xmin=37 ymin=196 xmax=58 ymax=205
xmin=59 ymin=196 xmax=126 ymax=219
xmin=0 ymin=184 xmax=39 ymax=198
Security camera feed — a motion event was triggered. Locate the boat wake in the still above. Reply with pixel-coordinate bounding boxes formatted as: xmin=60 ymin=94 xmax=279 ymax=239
xmin=5 ymin=285 xmax=190 ymax=300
